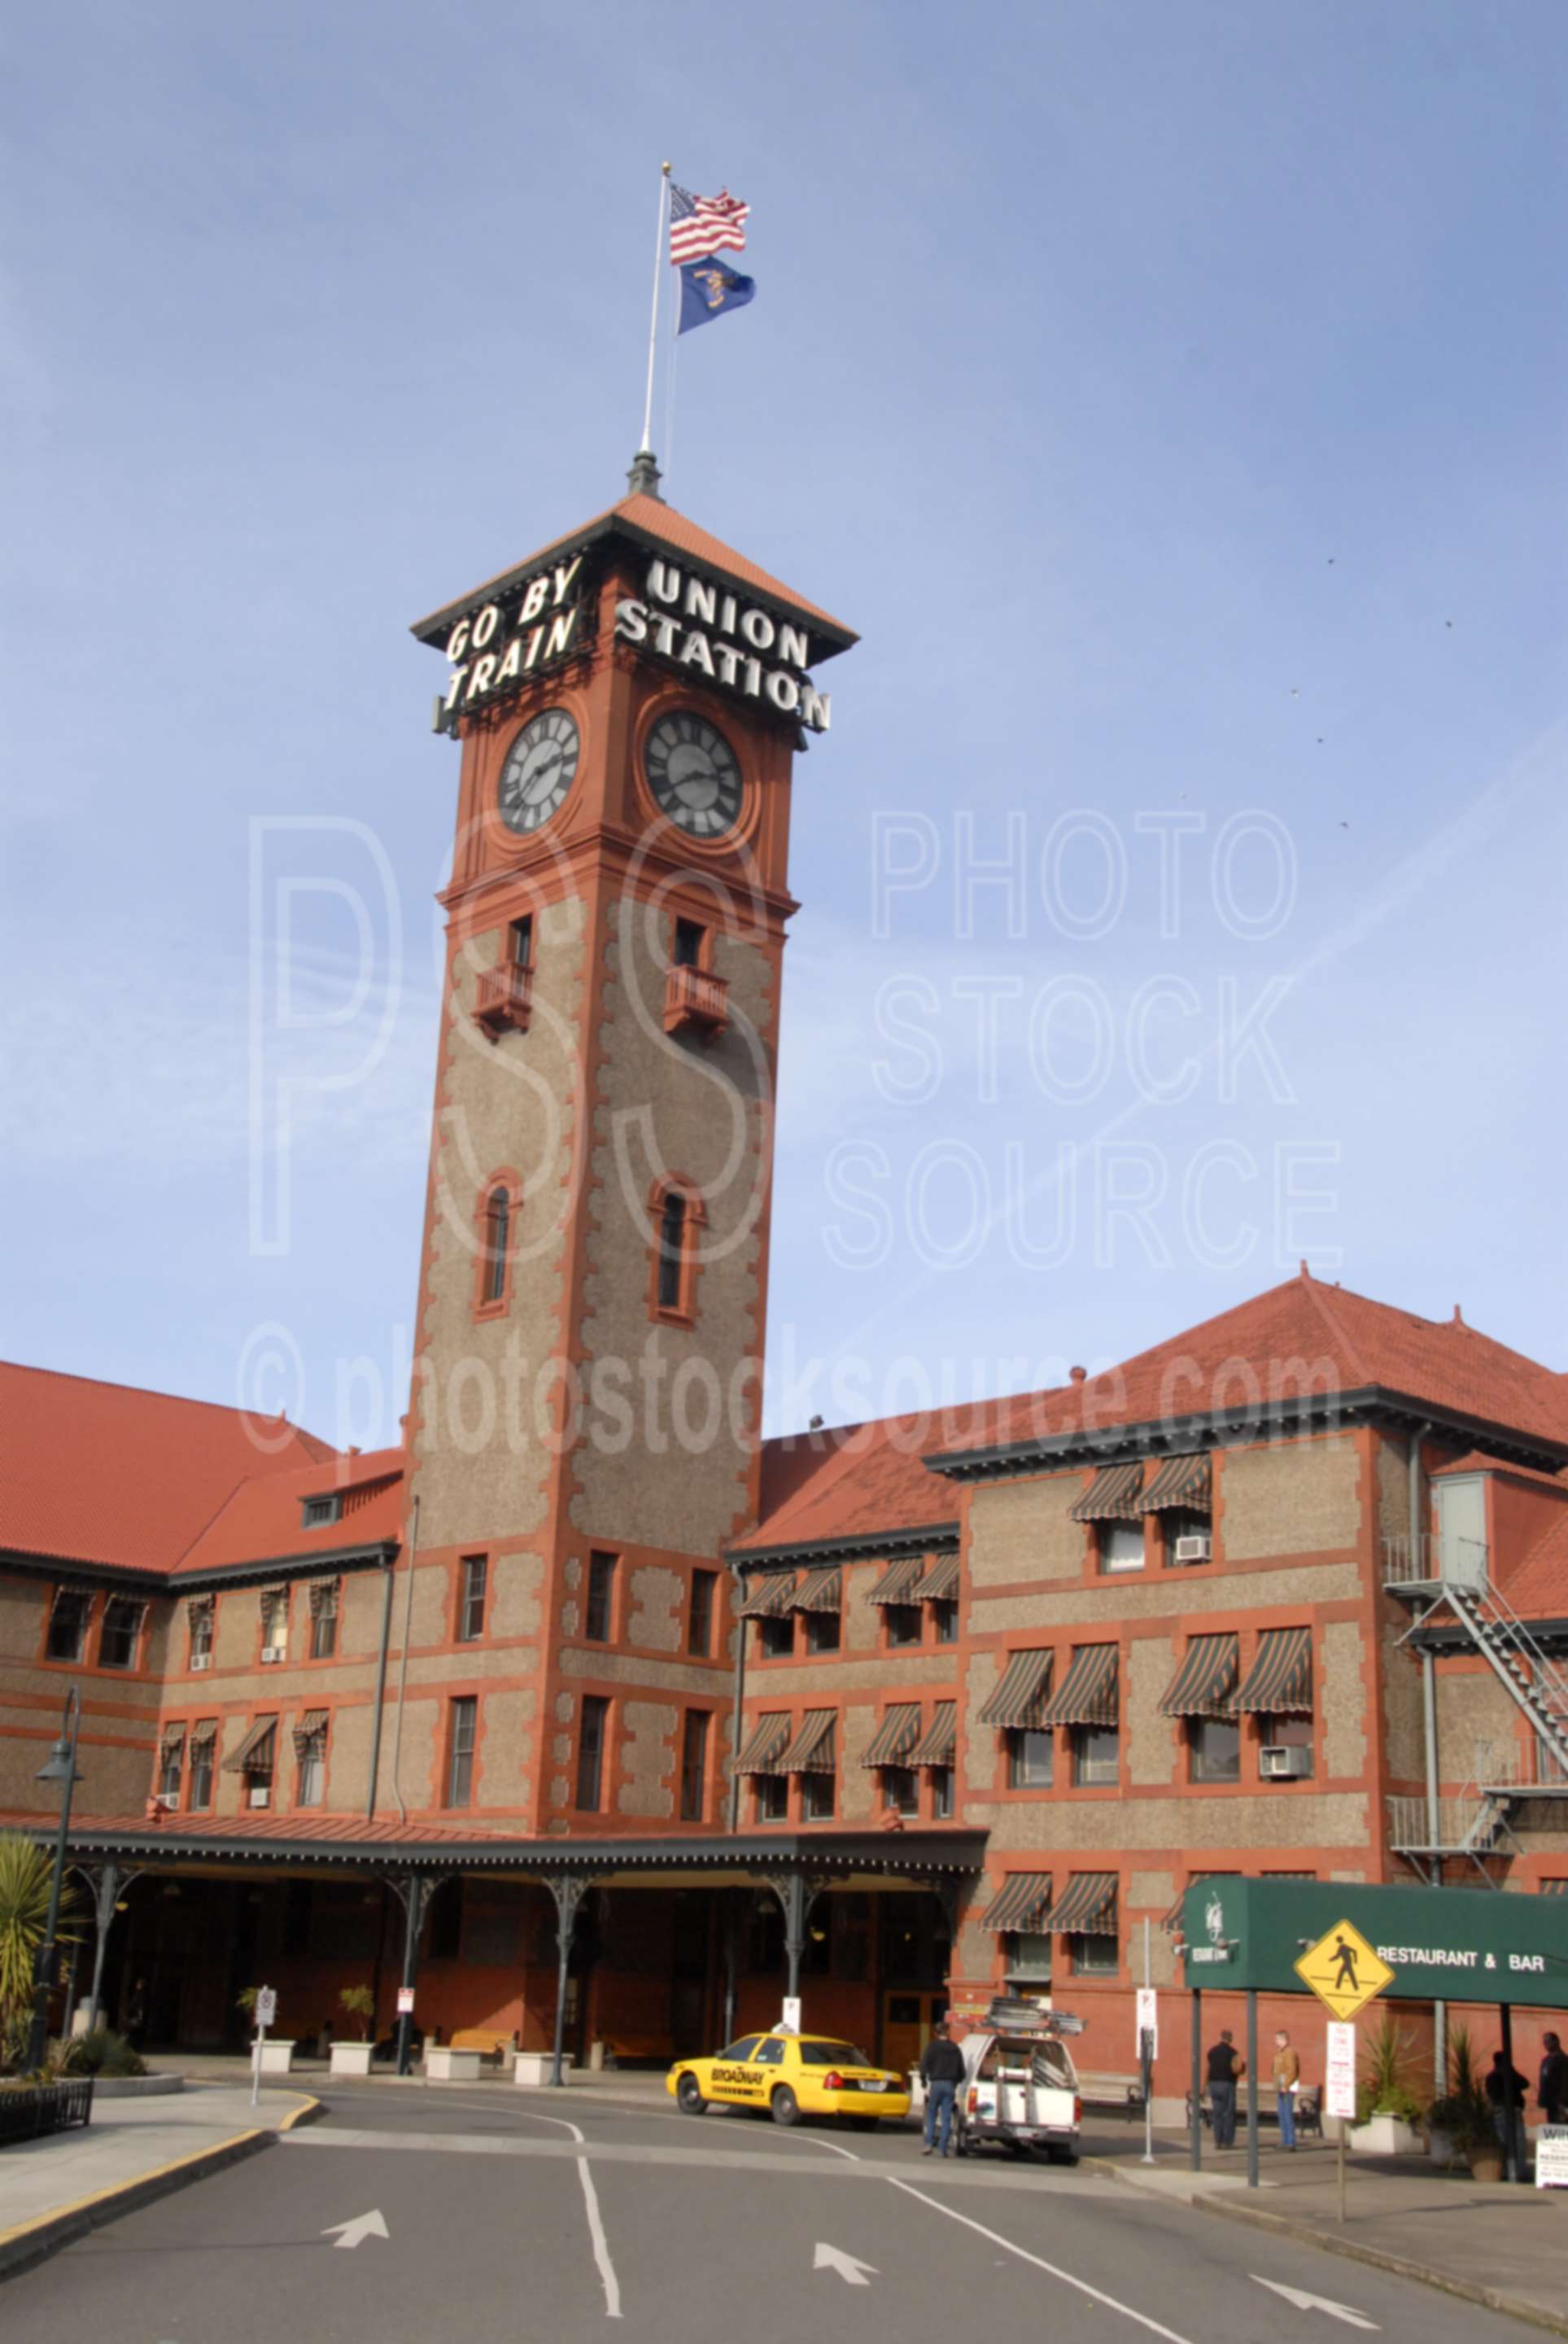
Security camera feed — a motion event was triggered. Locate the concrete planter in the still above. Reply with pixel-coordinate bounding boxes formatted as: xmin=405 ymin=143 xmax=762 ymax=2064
xmin=256 ymin=2040 xmax=296 ymax=2075
xmin=330 ymin=2040 xmax=376 ymax=2078
xmin=514 ymin=2051 xmax=572 ymax=2086
xmin=426 ymin=2046 xmax=483 ymax=2082
xmin=1347 ymin=2113 xmax=1423 ymax=2156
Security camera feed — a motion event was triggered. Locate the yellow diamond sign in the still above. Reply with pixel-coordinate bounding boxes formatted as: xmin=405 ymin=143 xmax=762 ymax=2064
xmin=1294 ymin=1919 xmax=1395 ymax=2021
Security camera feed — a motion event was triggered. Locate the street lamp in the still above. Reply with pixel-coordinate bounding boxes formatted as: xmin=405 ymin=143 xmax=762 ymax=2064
xmin=26 ymin=1689 xmax=82 ymax=2074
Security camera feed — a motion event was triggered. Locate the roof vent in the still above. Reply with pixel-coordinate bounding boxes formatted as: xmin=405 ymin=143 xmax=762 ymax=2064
xmin=1069 ymin=1366 xmax=1086 ymax=1384
xmin=626 ymin=448 xmax=663 ymax=501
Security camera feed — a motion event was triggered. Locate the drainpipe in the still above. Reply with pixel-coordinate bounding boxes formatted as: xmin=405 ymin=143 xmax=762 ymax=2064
xmin=365 ymin=1556 xmax=396 ymax=1820
xmin=389 ymin=1494 xmax=421 ymax=1825
xmin=727 ymin=1562 xmax=747 ymax=1833
xmin=1411 ymin=1422 xmax=1446 ymax=2083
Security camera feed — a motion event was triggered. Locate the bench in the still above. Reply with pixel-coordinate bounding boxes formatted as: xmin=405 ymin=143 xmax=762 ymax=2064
xmin=449 ymin=2029 xmax=515 ymax=2066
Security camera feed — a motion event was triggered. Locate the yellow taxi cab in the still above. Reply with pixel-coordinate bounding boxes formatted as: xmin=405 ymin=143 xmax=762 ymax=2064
xmin=666 ymin=2030 xmax=911 ymax=2130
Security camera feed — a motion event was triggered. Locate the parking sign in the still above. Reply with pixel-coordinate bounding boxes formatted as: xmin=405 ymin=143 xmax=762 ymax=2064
xmin=256 ymin=1987 xmax=277 ymax=2028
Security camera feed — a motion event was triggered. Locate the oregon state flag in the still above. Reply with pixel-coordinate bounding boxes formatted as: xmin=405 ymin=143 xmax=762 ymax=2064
xmin=678 ymin=253 xmax=756 ymax=335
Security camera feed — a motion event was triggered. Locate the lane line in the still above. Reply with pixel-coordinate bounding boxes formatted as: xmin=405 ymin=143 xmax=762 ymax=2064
xmin=888 ymin=2179 xmax=1200 ymax=2344
xmin=513 ymin=2107 xmax=585 ymax=2147
xmin=575 ymin=2156 xmax=622 ymax=2320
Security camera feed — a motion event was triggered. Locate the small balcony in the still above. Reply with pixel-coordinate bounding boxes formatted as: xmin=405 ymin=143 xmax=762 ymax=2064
xmin=1381 ymin=1531 xmax=1488 ymax=1594
xmin=475 ymin=960 xmax=532 ymax=1039
xmin=664 ymin=962 xmax=729 ymax=1040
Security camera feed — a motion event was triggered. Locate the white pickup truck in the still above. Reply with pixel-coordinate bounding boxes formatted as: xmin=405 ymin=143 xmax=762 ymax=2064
xmin=955 ymin=1997 xmax=1084 ymax=2163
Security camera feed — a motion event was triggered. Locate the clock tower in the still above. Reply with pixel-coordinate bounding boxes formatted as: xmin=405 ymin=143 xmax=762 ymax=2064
xmin=400 ymin=455 xmax=854 ymax=1835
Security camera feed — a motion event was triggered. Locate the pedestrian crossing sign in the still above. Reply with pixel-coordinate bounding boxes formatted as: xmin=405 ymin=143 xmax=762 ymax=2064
xmin=1294 ymin=1919 xmax=1395 ymax=2020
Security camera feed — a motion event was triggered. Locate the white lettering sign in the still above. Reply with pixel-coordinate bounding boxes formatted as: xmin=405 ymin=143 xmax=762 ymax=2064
xmin=1536 ymin=2126 xmax=1568 ymax=2189
xmin=614 ymin=560 xmax=831 ymax=733
xmin=1324 ymin=2021 xmax=1356 ymax=2121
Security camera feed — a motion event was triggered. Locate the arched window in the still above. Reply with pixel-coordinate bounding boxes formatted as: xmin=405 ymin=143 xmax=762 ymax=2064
xmin=483 ymin=1186 xmax=510 ymax=1305
xmin=649 ymin=1179 xmax=705 ymax=1323
xmin=657 ymin=1190 xmax=687 ymax=1312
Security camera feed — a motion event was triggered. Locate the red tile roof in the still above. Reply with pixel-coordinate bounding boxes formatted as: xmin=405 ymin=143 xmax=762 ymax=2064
xmin=177 ymin=1448 xmax=404 ymax=1573
xmin=732 ymin=1408 xmax=985 ymax=1558
xmin=934 ymin=1275 xmax=1568 ymax=1462
xmin=1508 ymin=1514 xmax=1568 ymax=1623
xmin=1433 ymin=1450 xmax=1568 ymax=1490
xmin=410 ymin=488 xmax=855 ymax=645
xmin=0 ymin=1362 xmax=339 ymax=1574
xmin=0 ymin=1811 xmax=487 ymax=1848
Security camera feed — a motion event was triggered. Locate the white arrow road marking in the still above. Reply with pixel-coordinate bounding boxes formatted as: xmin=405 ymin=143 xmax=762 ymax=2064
xmin=1251 ymin=2278 xmax=1379 ymax=2330
xmin=889 ymin=2182 xmax=1198 ymax=2344
xmin=815 ymin=2243 xmax=878 ymax=2285
xmin=321 ymin=2210 xmax=389 ymax=2250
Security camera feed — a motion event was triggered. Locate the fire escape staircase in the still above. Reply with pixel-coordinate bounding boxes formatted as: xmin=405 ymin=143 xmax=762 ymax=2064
xmin=1382 ymin=1540 xmax=1568 ymax=1880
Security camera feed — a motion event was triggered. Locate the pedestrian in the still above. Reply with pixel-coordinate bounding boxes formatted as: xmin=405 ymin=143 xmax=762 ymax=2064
xmin=919 ymin=2018 xmax=966 ymax=2158
xmin=1207 ymin=2029 xmax=1244 ymax=2150
xmin=1485 ymin=2049 xmax=1528 ymax=2178
xmin=124 ymin=1977 xmax=147 ymax=2048
xmin=1271 ymin=2029 xmax=1301 ymax=2150
xmin=1539 ymin=2031 xmax=1568 ymax=2128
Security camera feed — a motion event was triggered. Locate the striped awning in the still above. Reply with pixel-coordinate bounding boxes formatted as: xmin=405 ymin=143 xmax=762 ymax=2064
xmin=978 ymin=1650 xmax=1054 ymax=1729
xmin=867 ymin=1555 xmax=926 ymax=1607
xmin=982 ymin=1874 xmax=1054 ymax=1933
xmin=861 ymin=1704 xmax=922 ymax=1769
xmin=1158 ymin=1633 xmax=1240 ymax=1719
xmin=1541 ymin=1880 xmax=1568 ymax=1896
xmin=1040 ymin=1643 xmax=1118 ymax=1728
xmin=158 ymin=1722 xmax=186 ymax=1757
xmin=729 ymin=1714 xmax=792 ymax=1775
xmin=292 ymin=1708 xmax=329 ymax=1758
xmin=778 ymin=1711 xmax=836 ymax=1774
xmin=786 ymin=1567 xmax=841 ymax=1614
xmin=308 ymin=1578 xmax=340 ymax=1617
xmin=1069 ymin=1462 xmax=1144 ymax=1522
xmin=1051 ymin=1872 xmax=1118 ymax=1936
xmin=921 ymin=1554 xmax=959 ymax=1601
xmin=1137 ymin=1452 xmax=1212 ymax=1515
xmin=222 ymin=1717 xmax=277 ymax=1774
xmin=911 ymin=1700 xmax=957 ymax=1765
xmin=733 ymin=1572 xmax=797 ymax=1619
xmin=188 ymin=1718 xmax=219 ymax=1750
xmin=1235 ymin=1628 xmax=1313 ymax=1714
xmin=185 ymin=1592 xmax=214 ymax=1622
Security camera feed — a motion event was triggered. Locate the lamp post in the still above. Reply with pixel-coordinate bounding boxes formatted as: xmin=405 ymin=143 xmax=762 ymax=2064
xmin=27 ymin=1689 xmax=82 ymax=2073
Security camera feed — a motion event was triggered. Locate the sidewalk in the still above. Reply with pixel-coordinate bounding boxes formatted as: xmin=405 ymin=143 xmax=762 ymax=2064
xmin=1089 ymin=2132 xmax=1568 ymax=2337
xmin=0 ymin=2079 xmax=318 ymax=2280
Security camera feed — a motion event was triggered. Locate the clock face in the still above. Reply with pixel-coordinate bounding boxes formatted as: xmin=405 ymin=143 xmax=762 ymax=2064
xmin=644 ymin=712 xmax=743 ymax=838
xmin=498 ymin=708 xmax=580 ymax=835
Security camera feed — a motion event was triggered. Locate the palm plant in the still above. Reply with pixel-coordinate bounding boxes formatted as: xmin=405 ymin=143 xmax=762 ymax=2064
xmin=339 ymin=1983 xmax=376 ymax=2041
xmin=0 ymin=1835 xmax=78 ymax=2056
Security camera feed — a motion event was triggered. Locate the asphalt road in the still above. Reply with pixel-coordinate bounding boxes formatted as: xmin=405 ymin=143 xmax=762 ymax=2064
xmin=2 ymin=2085 xmax=1549 ymax=2344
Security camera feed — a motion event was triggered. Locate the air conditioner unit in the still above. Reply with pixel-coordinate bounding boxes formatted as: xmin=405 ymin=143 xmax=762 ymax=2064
xmin=248 ymin=1786 xmax=271 ymax=1808
xmin=190 ymin=1651 xmax=212 ymax=1671
xmin=153 ymin=1793 xmax=178 ymax=1810
xmin=1260 ymin=1745 xmax=1312 ymax=1779
xmin=1173 ymin=1533 xmax=1212 ymax=1564
xmin=260 ymin=1646 xmax=284 ymax=1664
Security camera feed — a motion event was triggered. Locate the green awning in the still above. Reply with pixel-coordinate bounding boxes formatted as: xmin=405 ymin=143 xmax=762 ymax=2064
xmin=982 ymin=1874 xmax=1054 ymax=1933
xmin=1069 ymin=1462 xmax=1144 ymax=1522
xmin=978 ymin=1650 xmax=1054 ymax=1729
xmin=786 ymin=1567 xmax=841 ymax=1614
xmin=1051 ymin=1872 xmax=1118 ymax=1936
xmin=221 ymin=1717 xmax=277 ymax=1774
xmin=1137 ymin=1453 xmax=1212 ymax=1514
xmin=728 ymin=1714 xmax=792 ymax=1776
xmin=1039 ymin=1643 xmax=1118 ymax=1728
xmin=1234 ymin=1628 xmax=1312 ymax=1715
xmin=861 ymin=1704 xmax=922 ymax=1768
xmin=778 ymin=1711 xmax=836 ymax=1774
xmin=910 ymin=1701 xmax=957 ymax=1765
xmin=867 ymin=1555 xmax=926 ymax=1606
xmin=733 ymin=1572 xmax=797 ymax=1620
xmin=1158 ymin=1633 xmax=1240 ymax=1718
xmin=920 ymin=1554 xmax=960 ymax=1601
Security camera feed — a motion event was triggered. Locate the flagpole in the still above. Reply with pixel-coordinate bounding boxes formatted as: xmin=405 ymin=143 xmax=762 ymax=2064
xmin=638 ymin=162 xmax=672 ymax=456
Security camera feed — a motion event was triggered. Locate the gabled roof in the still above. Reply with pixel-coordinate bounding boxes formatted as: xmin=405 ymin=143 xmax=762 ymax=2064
xmin=0 ymin=1362 xmax=338 ymax=1574
xmin=730 ymin=1408 xmax=981 ymax=1561
xmin=1432 ymin=1451 xmax=1568 ymax=1491
xmin=177 ymin=1447 xmax=404 ymax=1576
xmin=933 ymin=1274 xmax=1568 ymax=1469
xmin=409 ymin=487 xmax=856 ymax=654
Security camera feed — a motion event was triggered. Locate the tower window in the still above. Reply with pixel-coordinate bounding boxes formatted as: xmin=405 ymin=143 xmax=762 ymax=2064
xmin=509 ymin=914 xmax=533 ymax=968
xmin=447 ymin=1697 xmax=478 ymax=1808
xmin=688 ymin=1569 xmax=717 ymax=1656
xmin=458 ymin=1555 xmax=488 ymax=1643
xmin=576 ymin=1695 xmax=609 ymax=1812
xmin=657 ymin=1192 xmax=687 ymax=1311
xmin=673 ymin=918 xmax=705 ymax=969
xmin=585 ymin=1550 xmax=617 ymax=1643
xmin=482 ymin=1187 xmax=511 ymax=1305
xmin=679 ymin=1709 xmax=710 ymax=1821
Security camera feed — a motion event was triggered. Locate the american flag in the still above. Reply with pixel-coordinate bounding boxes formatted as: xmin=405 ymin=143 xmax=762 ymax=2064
xmin=669 ymin=185 xmax=749 ymax=265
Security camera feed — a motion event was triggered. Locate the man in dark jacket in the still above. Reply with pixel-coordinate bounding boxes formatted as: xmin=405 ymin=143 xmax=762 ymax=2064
xmin=1486 ymin=2049 xmax=1529 ymax=2179
xmin=919 ymin=2020 xmax=966 ymax=2157
xmin=1539 ymin=2032 xmax=1568 ymax=2128
xmin=1207 ymin=2031 xmax=1244 ymax=2150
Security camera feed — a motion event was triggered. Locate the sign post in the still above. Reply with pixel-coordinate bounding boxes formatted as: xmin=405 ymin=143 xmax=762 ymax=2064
xmin=1324 ymin=2022 xmax=1357 ymax=2223
xmin=251 ymin=1985 xmax=277 ymax=2110
xmin=1136 ymin=1960 xmax=1158 ymax=2168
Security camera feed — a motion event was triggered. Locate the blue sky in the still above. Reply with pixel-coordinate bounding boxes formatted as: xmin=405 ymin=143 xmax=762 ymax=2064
xmin=3 ymin=1 xmax=1564 ymax=1446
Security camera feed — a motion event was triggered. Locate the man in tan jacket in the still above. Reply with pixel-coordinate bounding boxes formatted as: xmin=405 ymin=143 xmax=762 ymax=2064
xmin=1272 ymin=2030 xmax=1302 ymax=2149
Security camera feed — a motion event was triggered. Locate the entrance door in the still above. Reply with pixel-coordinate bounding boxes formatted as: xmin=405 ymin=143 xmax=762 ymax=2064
xmin=882 ymin=1991 xmax=947 ymax=2084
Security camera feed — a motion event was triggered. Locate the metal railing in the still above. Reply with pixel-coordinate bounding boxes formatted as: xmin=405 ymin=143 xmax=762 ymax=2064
xmin=474 ymin=961 xmax=532 ymax=1033
xmin=663 ymin=964 xmax=729 ymax=1034
xmin=0 ymin=2076 xmax=94 ymax=2149
xmin=1382 ymin=1531 xmax=1488 ymax=1590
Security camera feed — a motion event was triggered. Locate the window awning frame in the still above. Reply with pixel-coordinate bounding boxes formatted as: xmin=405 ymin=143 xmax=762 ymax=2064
xmin=1039 ymin=1643 xmax=1118 ymax=1729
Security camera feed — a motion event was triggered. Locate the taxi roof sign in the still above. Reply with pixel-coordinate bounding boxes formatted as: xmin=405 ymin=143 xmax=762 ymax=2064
xmin=1294 ymin=1920 xmax=1395 ymax=2021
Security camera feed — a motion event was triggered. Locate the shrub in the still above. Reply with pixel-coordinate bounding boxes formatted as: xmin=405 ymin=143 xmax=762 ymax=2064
xmin=63 ymin=2028 xmax=146 ymax=2078
xmin=338 ymin=1984 xmax=376 ymax=2040
xmin=1357 ymin=2012 xmax=1423 ymax=2125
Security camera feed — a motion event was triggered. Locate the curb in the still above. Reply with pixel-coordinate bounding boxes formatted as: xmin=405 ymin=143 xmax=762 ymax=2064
xmin=0 ymin=2093 xmax=324 ymax=2284
xmin=1086 ymin=2158 xmax=1568 ymax=2342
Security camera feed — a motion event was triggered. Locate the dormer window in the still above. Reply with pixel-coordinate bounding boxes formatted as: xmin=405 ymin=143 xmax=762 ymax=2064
xmin=301 ymin=1493 xmax=343 ymax=1530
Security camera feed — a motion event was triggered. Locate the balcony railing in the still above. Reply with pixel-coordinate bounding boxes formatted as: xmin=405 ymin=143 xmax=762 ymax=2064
xmin=664 ymin=962 xmax=729 ymax=1039
xmin=1381 ymin=1531 xmax=1488 ymax=1591
xmin=475 ymin=960 xmax=532 ymax=1038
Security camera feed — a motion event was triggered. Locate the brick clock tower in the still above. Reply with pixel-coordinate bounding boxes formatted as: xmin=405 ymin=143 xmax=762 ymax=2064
xmin=402 ymin=453 xmax=854 ymax=1839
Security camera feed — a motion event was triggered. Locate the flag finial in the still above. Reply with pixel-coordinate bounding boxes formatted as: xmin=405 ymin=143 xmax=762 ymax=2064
xmin=627 ymin=448 xmax=663 ymax=500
